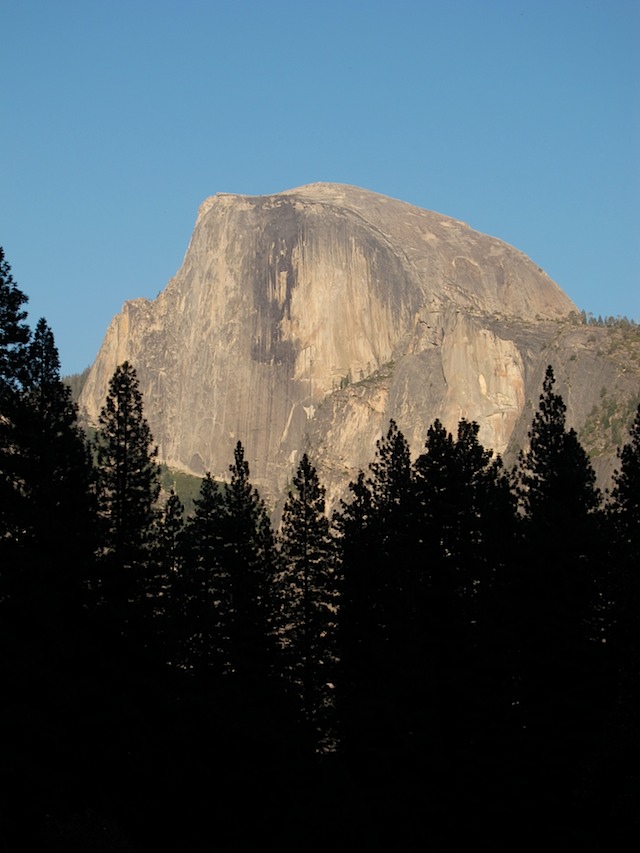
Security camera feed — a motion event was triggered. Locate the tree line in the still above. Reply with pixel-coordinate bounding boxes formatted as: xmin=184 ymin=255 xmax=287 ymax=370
xmin=1 ymin=246 xmax=638 ymax=849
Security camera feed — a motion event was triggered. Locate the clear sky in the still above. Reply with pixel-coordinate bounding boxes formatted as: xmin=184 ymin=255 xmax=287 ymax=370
xmin=2 ymin=0 xmax=638 ymax=375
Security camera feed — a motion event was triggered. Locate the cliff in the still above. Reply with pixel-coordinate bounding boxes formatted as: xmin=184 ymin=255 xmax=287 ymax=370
xmin=79 ymin=183 xmax=640 ymax=507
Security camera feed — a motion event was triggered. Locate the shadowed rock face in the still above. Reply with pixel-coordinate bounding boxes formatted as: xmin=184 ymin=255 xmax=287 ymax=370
xmin=80 ymin=183 xmax=631 ymax=508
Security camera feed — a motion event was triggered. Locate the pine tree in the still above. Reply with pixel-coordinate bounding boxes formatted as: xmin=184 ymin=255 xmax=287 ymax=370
xmin=335 ymin=466 xmax=382 ymax=637
xmin=515 ymin=369 xmax=602 ymax=627
xmin=13 ymin=319 xmax=96 ymax=658
xmin=609 ymin=402 xmax=640 ymax=563
xmin=335 ymin=421 xmax=417 ymax=762
xmin=151 ymin=489 xmax=185 ymax=654
xmin=0 ymin=261 xmax=99 ymax=847
xmin=0 ymin=247 xmax=29 ymax=392
xmin=365 ymin=421 xmax=417 ymax=643
xmin=606 ymin=403 xmax=640 ymax=679
xmin=0 ymin=247 xmax=31 ymax=548
xmin=277 ymin=453 xmax=339 ymax=747
xmin=595 ymin=404 xmax=640 ymax=839
xmin=414 ymin=418 xmax=513 ymax=596
xmin=222 ymin=441 xmax=276 ymax=681
xmin=363 ymin=419 xmax=415 ymax=634
xmin=368 ymin=419 xmax=413 ymax=523
xmin=511 ymin=366 xmax=605 ymax=819
xmin=178 ymin=473 xmax=228 ymax=676
xmin=177 ymin=446 xmax=276 ymax=681
xmin=413 ymin=418 xmax=456 ymax=564
xmin=517 ymin=365 xmax=600 ymax=531
xmin=154 ymin=490 xmax=186 ymax=582
xmin=413 ymin=418 xmax=516 ymax=788
xmin=514 ymin=365 xmax=602 ymax=639
xmin=94 ymin=361 xmax=160 ymax=607
xmin=18 ymin=318 xmax=95 ymax=566
xmin=513 ymin=365 xmax=602 ymax=654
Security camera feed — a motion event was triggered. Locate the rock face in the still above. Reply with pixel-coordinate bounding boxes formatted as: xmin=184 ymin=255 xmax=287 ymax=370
xmin=79 ymin=183 xmax=639 ymax=508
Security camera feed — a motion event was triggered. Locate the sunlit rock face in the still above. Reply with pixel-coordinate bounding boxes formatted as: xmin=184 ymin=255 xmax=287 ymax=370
xmin=79 ymin=183 xmax=582 ymax=507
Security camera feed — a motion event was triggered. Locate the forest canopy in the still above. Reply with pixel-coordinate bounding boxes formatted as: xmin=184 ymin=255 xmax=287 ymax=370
xmin=1 ymin=248 xmax=638 ymax=849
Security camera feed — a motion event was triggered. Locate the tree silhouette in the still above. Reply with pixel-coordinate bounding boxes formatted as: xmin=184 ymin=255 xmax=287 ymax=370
xmin=0 ymin=259 xmax=104 ymax=849
xmin=510 ymin=365 xmax=606 ymax=827
xmin=597 ymin=405 xmax=640 ymax=663
xmin=18 ymin=318 xmax=95 ymax=568
xmin=154 ymin=489 xmax=186 ymax=581
xmin=178 ymin=444 xmax=277 ymax=680
xmin=609 ymin=402 xmax=640 ymax=564
xmin=517 ymin=365 xmax=600 ymax=529
xmin=596 ymin=403 xmax=640 ymax=840
xmin=419 ymin=418 xmax=513 ymax=577
xmin=222 ymin=441 xmax=277 ymax=681
xmin=514 ymin=365 xmax=602 ymax=647
xmin=177 ymin=472 xmax=228 ymax=676
xmin=277 ymin=453 xmax=339 ymax=748
xmin=0 ymin=247 xmax=29 ymax=390
xmin=413 ymin=418 xmax=517 ymax=808
xmin=94 ymin=361 xmax=161 ymax=619
xmin=0 ymin=247 xmax=31 ymax=550
xmin=336 ymin=421 xmax=416 ymax=763
xmin=362 ymin=419 xmax=415 ymax=636
xmin=151 ymin=489 xmax=185 ymax=655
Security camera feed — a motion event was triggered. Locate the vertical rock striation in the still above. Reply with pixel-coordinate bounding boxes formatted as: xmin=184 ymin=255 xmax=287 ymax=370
xmin=81 ymin=183 xmax=626 ymax=507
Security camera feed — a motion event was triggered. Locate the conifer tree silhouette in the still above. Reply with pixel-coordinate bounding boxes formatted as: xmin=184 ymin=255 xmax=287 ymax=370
xmin=94 ymin=361 xmax=161 ymax=627
xmin=277 ymin=453 xmax=339 ymax=748
xmin=0 ymin=247 xmax=30 ymax=549
xmin=336 ymin=421 xmax=415 ymax=762
xmin=19 ymin=318 xmax=95 ymax=568
xmin=178 ymin=472 xmax=228 ymax=676
xmin=222 ymin=441 xmax=276 ymax=682
xmin=609 ymin=402 xmax=640 ymax=565
xmin=511 ymin=365 xmax=604 ymax=828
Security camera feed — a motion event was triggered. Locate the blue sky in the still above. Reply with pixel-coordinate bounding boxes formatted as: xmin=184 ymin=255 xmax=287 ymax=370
xmin=2 ymin=0 xmax=638 ymax=375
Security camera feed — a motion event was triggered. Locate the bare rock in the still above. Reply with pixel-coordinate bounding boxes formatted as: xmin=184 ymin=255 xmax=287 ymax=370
xmin=79 ymin=184 xmax=638 ymax=508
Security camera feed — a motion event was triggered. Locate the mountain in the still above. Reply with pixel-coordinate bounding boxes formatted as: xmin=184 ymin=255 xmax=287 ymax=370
xmin=78 ymin=183 xmax=640 ymax=508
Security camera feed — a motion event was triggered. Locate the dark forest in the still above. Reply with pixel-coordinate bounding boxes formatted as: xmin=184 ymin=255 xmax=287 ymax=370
xmin=1 ymin=247 xmax=638 ymax=850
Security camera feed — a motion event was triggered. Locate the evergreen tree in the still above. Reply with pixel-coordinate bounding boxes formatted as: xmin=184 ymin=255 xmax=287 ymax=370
xmin=334 ymin=471 xmax=375 ymax=655
xmin=18 ymin=318 xmax=95 ymax=567
xmin=414 ymin=417 xmax=514 ymax=598
xmin=222 ymin=441 xmax=276 ymax=681
xmin=0 ymin=247 xmax=30 ymax=548
xmin=151 ymin=489 xmax=185 ymax=654
xmin=367 ymin=419 xmax=414 ymax=527
xmin=178 ymin=473 xmax=228 ymax=676
xmin=607 ymin=404 xmax=640 ymax=656
xmin=277 ymin=453 xmax=339 ymax=747
xmin=514 ymin=365 xmax=602 ymax=646
xmin=0 ymin=260 xmax=100 ymax=848
xmin=413 ymin=418 xmax=456 ymax=568
xmin=0 ymin=247 xmax=29 ymax=391
xmin=596 ymin=403 xmax=640 ymax=839
xmin=362 ymin=419 xmax=415 ymax=631
xmin=178 ymin=445 xmax=276 ymax=679
xmin=517 ymin=365 xmax=600 ymax=530
xmin=94 ymin=361 xmax=160 ymax=608
xmin=336 ymin=421 xmax=416 ymax=762
xmin=510 ymin=365 xmax=605 ymax=824
xmin=412 ymin=418 xmax=517 ymax=800
xmin=606 ymin=406 xmax=640 ymax=694
xmin=154 ymin=489 xmax=186 ymax=581
xmin=609 ymin=402 xmax=640 ymax=564
xmin=513 ymin=365 xmax=602 ymax=660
